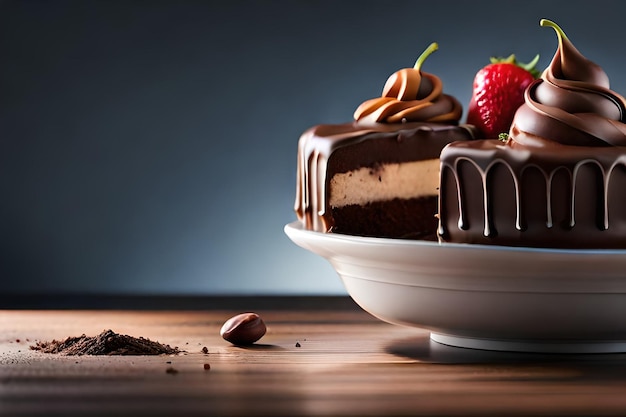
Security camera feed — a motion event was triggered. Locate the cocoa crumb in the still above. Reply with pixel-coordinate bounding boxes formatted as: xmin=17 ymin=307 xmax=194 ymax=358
xmin=203 ymin=363 xmax=211 ymax=370
xmin=30 ymin=329 xmax=180 ymax=356
xmin=201 ymin=346 xmax=209 ymax=354
xmin=165 ymin=366 xmax=179 ymax=374
xmin=295 ymin=341 xmax=301 ymax=348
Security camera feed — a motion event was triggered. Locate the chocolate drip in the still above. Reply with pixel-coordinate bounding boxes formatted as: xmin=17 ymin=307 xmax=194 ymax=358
xmin=439 ymin=141 xmax=626 ymax=248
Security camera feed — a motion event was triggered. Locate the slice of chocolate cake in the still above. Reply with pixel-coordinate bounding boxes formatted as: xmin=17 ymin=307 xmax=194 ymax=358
xmin=295 ymin=43 xmax=477 ymax=239
xmin=438 ymin=19 xmax=626 ymax=248
xmin=297 ymin=122 xmax=476 ymax=239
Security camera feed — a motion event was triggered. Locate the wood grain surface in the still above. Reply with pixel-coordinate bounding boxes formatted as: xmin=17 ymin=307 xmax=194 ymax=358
xmin=2 ymin=296 xmax=626 ymax=416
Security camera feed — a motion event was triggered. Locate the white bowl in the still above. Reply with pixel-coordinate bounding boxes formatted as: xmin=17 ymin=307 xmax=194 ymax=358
xmin=284 ymin=221 xmax=626 ymax=353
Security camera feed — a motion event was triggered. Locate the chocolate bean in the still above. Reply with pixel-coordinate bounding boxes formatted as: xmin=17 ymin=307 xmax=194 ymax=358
xmin=220 ymin=312 xmax=266 ymax=345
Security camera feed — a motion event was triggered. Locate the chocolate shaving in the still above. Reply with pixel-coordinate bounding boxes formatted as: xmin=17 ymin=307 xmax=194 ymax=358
xmin=30 ymin=329 xmax=180 ymax=356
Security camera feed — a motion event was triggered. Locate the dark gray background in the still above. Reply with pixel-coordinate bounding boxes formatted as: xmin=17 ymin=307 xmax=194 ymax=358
xmin=1 ymin=0 xmax=624 ymax=295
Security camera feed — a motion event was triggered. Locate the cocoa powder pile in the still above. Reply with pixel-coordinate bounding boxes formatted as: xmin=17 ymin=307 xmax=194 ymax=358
xmin=30 ymin=329 xmax=180 ymax=356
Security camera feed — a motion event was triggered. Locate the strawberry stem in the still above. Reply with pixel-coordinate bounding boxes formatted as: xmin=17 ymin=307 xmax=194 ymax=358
xmin=413 ymin=42 xmax=438 ymax=71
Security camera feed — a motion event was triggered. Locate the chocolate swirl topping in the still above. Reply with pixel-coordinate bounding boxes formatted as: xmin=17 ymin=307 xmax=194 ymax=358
xmin=353 ymin=43 xmax=462 ymax=124
xmin=510 ymin=19 xmax=626 ymax=148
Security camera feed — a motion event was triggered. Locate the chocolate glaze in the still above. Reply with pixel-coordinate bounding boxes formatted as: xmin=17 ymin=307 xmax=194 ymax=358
xmin=439 ymin=140 xmax=626 ymax=248
xmin=438 ymin=20 xmax=626 ymax=248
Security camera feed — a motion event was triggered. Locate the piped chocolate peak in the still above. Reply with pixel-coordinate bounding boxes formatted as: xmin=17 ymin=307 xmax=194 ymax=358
xmin=510 ymin=19 xmax=626 ymax=148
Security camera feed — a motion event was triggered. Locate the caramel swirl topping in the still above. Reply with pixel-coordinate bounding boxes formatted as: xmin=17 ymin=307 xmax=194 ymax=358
xmin=510 ymin=19 xmax=626 ymax=148
xmin=353 ymin=43 xmax=462 ymax=124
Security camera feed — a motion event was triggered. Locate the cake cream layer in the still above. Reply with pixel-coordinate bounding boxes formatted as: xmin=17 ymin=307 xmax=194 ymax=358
xmin=329 ymin=159 xmax=439 ymax=207
xmin=295 ymin=121 xmax=476 ymax=235
xmin=438 ymin=140 xmax=626 ymax=249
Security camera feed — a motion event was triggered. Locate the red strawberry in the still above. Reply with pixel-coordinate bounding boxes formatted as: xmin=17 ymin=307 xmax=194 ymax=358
xmin=466 ymin=54 xmax=540 ymax=138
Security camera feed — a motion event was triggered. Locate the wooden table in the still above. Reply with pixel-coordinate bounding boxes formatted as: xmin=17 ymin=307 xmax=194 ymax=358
xmin=2 ymin=295 xmax=626 ymax=416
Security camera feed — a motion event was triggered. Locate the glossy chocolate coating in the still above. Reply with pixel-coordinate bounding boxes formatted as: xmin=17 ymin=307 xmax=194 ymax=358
xmin=439 ymin=140 xmax=626 ymax=248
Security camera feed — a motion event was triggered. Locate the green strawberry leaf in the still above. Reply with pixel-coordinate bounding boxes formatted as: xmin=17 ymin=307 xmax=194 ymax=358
xmin=490 ymin=54 xmax=541 ymax=78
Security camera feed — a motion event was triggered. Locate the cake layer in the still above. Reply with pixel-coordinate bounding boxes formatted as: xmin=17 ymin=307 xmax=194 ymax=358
xmin=331 ymin=196 xmax=438 ymax=240
xmin=329 ymin=159 xmax=439 ymax=207
xmin=438 ymin=140 xmax=626 ymax=248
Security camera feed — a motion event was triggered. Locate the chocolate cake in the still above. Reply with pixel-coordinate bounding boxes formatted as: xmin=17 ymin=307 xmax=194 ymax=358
xmin=438 ymin=19 xmax=626 ymax=248
xmin=295 ymin=43 xmax=477 ymax=239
